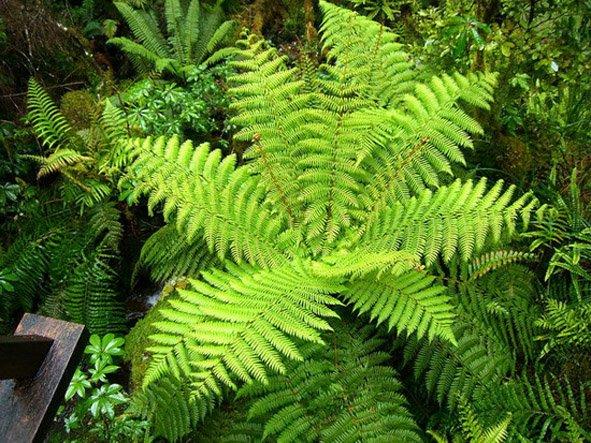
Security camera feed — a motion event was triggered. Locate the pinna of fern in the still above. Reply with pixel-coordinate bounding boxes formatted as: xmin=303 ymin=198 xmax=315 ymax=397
xmin=120 ymin=1 xmax=537 ymax=438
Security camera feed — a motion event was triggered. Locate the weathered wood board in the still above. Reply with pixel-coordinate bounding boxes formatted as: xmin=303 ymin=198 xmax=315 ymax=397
xmin=0 ymin=314 xmax=88 ymax=443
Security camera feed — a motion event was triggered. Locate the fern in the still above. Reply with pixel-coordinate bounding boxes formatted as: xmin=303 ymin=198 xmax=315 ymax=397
xmin=131 ymin=376 xmax=215 ymax=442
xmin=401 ymin=322 xmax=513 ymax=409
xmin=126 ymin=136 xmax=288 ymax=268
xmin=536 ymin=297 xmax=591 ymax=357
xmin=343 ymin=269 xmax=456 ymax=343
xmin=135 ymin=224 xmax=219 ymax=284
xmin=25 ymin=80 xmax=126 ymax=209
xmin=474 ymin=374 xmax=591 ymax=441
xmin=110 ymin=0 xmax=237 ymax=77
xmin=144 ymin=261 xmax=343 ymax=396
xmin=26 ymin=78 xmax=77 ymax=150
xmin=0 ymin=201 xmax=125 ymax=334
xmin=361 ymin=179 xmax=534 ymax=266
xmin=457 ymin=397 xmax=511 ymax=443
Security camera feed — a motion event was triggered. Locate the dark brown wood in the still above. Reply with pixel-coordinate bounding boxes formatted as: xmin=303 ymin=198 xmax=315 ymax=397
xmin=0 ymin=314 xmax=88 ymax=443
xmin=0 ymin=335 xmax=54 ymax=380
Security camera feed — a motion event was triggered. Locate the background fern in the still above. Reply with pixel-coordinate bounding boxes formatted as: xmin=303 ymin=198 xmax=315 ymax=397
xmin=109 ymin=0 xmax=237 ymax=77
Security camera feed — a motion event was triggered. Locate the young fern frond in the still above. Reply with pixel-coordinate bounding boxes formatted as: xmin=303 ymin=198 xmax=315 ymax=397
xmin=319 ymin=0 xmax=417 ymax=107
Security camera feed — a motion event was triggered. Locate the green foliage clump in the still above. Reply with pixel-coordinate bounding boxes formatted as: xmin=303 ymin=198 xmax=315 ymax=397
xmin=53 ymin=334 xmax=148 ymax=442
xmin=121 ymin=65 xmax=229 ymax=140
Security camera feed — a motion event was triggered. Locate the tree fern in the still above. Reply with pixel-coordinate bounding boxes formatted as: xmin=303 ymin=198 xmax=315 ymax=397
xmin=122 ymin=3 xmax=537 ymax=438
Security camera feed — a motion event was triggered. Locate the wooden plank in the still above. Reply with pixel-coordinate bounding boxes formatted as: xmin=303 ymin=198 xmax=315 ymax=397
xmin=0 ymin=335 xmax=54 ymax=380
xmin=0 ymin=314 xmax=89 ymax=443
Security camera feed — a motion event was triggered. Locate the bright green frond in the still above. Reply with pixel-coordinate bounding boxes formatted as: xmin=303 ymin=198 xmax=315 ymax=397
xmin=127 ymin=135 xmax=289 ymax=268
xmin=143 ymin=261 xmax=343 ymax=401
xmin=361 ymin=179 xmax=536 ymax=265
xmin=27 ymin=78 xmax=76 ymax=150
xmin=319 ymin=0 xmax=417 ymax=107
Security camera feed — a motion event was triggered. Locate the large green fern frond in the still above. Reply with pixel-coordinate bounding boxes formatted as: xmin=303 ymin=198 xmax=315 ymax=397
xmin=361 ymin=72 xmax=498 ymax=205
xmin=229 ymin=35 xmax=310 ymax=224
xmin=361 ymin=179 xmax=536 ymax=266
xmin=126 ymin=135 xmax=290 ymax=268
xmin=343 ymin=270 xmax=456 ymax=343
xmin=143 ymin=260 xmax=343 ymax=400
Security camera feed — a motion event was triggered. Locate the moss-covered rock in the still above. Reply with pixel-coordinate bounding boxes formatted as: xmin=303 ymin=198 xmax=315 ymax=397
xmin=124 ymin=279 xmax=188 ymax=390
xmin=59 ymin=89 xmax=98 ymax=130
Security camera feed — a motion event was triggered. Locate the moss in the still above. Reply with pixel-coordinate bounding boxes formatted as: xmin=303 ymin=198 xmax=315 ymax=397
xmin=124 ymin=279 xmax=188 ymax=390
xmin=59 ymin=89 xmax=98 ymax=130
